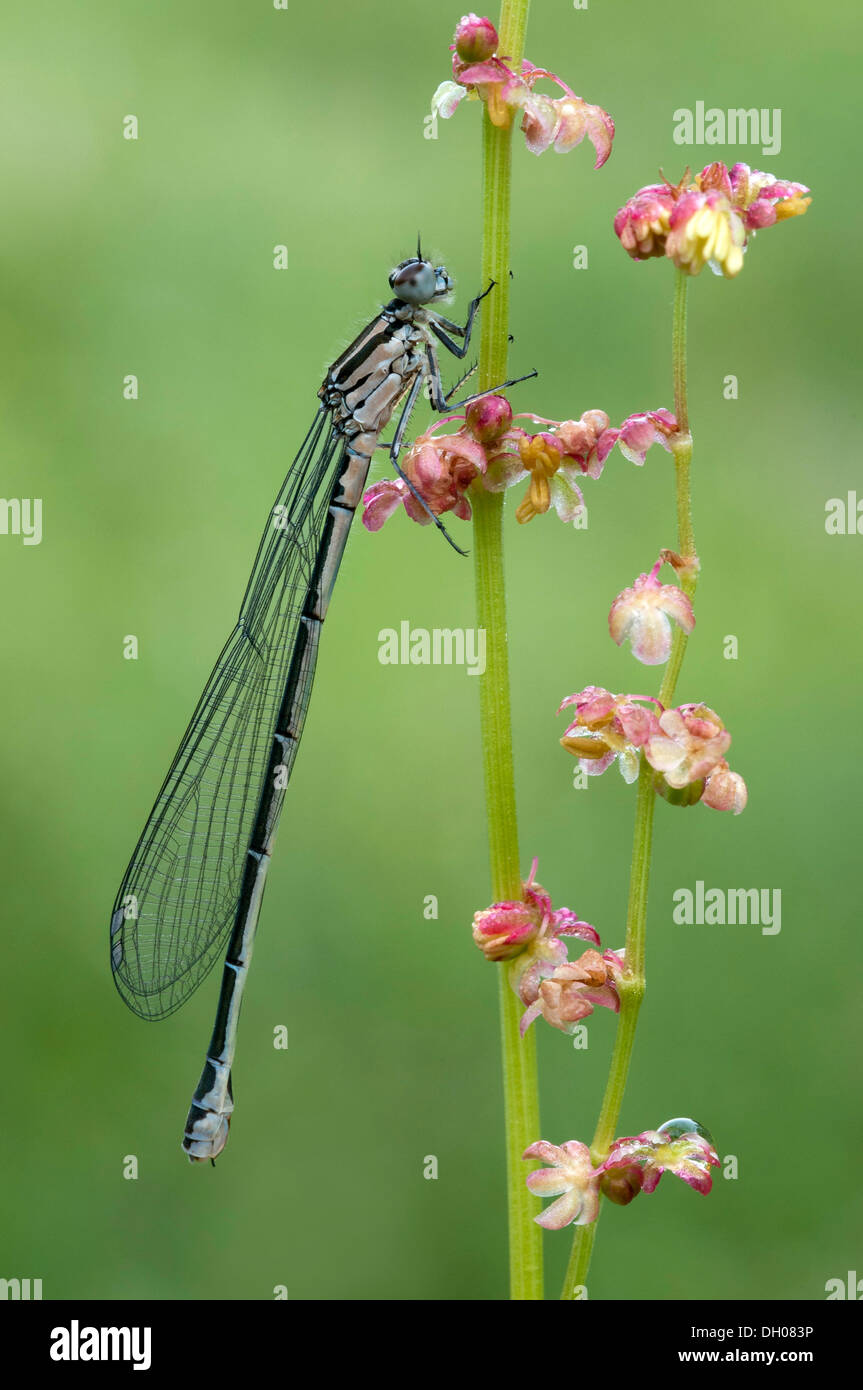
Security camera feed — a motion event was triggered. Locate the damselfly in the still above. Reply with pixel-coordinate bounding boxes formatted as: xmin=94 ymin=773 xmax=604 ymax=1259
xmin=110 ymin=247 xmax=533 ymax=1162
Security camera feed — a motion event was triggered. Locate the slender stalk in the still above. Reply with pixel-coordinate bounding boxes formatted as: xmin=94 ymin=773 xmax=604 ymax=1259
xmin=560 ymin=761 xmax=654 ymax=1300
xmin=562 ymin=1206 xmax=597 ymax=1298
xmin=590 ymin=766 xmax=653 ymax=1158
xmin=660 ymin=269 xmax=695 ymax=707
xmin=671 ymin=267 xmax=690 ymax=434
xmin=561 ymin=268 xmax=693 ymax=1299
xmin=471 ymin=0 xmax=540 ymax=1301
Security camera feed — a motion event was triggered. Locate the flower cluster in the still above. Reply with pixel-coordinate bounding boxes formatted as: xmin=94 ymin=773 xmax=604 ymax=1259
xmin=432 ymin=14 xmax=615 ymax=167
xmin=614 ymin=161 xmax=811 ymax=278
xmin=559 ymin=686 xmax=747 ymax=811
xmin=472 ymin=859 xmax=624 ymax=1037
xmin=519 ymin=946 xmax=625 ymax=1038
xmin=524 ymin=1120 xmax=719 ymax=1229
xmin=362 ymin=399 xmax=680 ymax=535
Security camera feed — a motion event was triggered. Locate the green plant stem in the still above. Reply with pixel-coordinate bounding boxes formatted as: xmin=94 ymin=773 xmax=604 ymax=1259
xmin=661 ymin=269 xmax=696 ymax=707
xmin=561 ymin=269 xmax=694 ymax=1300
xmin=560 ymin=761 xmax=654 ymax=1300
xmin=471 ymin=0 xmax=540 ymax=1301
xmin=672 ymin=266 xmax=690 ymax=435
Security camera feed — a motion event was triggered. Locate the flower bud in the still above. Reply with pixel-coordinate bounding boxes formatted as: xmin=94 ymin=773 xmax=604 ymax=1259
xmin=466 ymin=393 xmax=513 ymax=443
xmin=453 ymin=13 xmax=498 ymax=63
xmin=702 ymin=760 xmax=748 ymax=814
xmin=472 ymin=901 xmax=540 ymax=962
xmin=600 ymin=1165 xmax=644 ymax=1206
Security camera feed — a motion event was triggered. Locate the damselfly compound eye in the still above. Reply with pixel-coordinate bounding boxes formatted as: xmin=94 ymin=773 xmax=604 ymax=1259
xmin=389 ymin=259 xmax=437 ymax=304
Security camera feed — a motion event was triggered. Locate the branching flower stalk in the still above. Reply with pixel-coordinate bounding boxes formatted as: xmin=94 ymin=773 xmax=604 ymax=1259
xmin=363 ymin=11 xmax=810 ymax=1301
xmin=557 ymin=165 xmax=809 ymax=1294
xmin=561 ymin=274 xmax=691 ymax=1300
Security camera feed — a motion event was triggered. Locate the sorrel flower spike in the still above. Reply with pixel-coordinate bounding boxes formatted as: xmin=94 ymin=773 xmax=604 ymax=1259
xmin=432 ymin=16 xmax=615 ymax=167
xmin=482 ymin=408 xmax=677 ymax=525
xmin=615 ymin=162 xmax=811 ymax=278
xmin=363 ymin=403 xmax=681 ymax=537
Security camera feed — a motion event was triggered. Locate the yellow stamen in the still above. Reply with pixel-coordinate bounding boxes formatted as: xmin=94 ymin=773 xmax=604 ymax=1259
xmin=560 ymin=735 xmax=611 ymax=760
xmin=774 ymin=195 xmax=811 ymax=221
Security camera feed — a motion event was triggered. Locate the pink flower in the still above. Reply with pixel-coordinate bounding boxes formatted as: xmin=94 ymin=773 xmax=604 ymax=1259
xmin=513 ymin=432 xmax=574 ymax=524
xmin=595 ymin=408 xmax=679 ymax=469
xmin=609 ymin=559 xmax=695 ymax=666
xmin=479 ymin=406 xmax=677 ymax=521
xmin=432 ymin=32 xmax=614 ymax=164
xmin=473 ymin=859 xmax=599 ymax=988
xmin=645 ymin=703 xmax=730 ymax=789
xmin=520 ymin=86 xmax=615 ymax=168
xmin=554 ymin=409 xmax=610 ymax=479
xmin=361 ymin=477 xmax=409 ymax=533
xmin=525 ymin=1119 xmax=719 ymax=1229
xmin=365 ymin=402 xmax=682 ymax=538
xmin=361 ymin=428 xmax=486 ymax=532
xmin=701 ymin=759 xmax=748 ymax=814
xmin=728 ymin=162 xmax=811 ymax=229
xmin=666 ymin=187 xmax=747 ymax=278
xmin=601 ymin=1123 xmax=720 ymax=1197
xmin=523 ymin=1140 xmax=601 ymax=1229
xmin=520 ymin=947 xmax=625 ymax=1037
xmin=615 ymin=163 xmax=811 ymax=278
xmin=430 ymin=81 xmax=469 ymax=121
xmin=614 ymin=184 xmax=676 ymax=260
xmin=472 ymin=901 xmax=543 ymax=963
xmin=482 ymin=427 xmax=583 ymax=524
xmin=559 ymin=686 xmax=662 ymax=783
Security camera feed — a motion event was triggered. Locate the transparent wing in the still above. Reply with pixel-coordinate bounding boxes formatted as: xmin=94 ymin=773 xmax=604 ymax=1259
xmin=110 ymin=407 xmax=344 ymax=1019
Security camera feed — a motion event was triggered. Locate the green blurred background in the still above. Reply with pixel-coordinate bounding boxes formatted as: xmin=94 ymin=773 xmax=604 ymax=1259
xmin=0 ymin=0 xmax=858 ymax=1300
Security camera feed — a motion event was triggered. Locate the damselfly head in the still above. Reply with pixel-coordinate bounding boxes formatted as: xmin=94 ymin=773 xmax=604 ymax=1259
xmin=389 ymin=257 xmax=451 ymax=305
